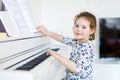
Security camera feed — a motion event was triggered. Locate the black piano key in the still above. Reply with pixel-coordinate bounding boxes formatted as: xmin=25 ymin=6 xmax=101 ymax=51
xmin=16 ymin=53 xmax=49 ymax=71
xmin=51 ymin=48 xmax=60 ymax=51
xmin=16 ymin=48 xmax=60 ymax=71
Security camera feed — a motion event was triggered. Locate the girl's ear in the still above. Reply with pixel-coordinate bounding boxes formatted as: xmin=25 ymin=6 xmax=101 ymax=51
xmin=90 ymin=28 xmax=95 ymax=35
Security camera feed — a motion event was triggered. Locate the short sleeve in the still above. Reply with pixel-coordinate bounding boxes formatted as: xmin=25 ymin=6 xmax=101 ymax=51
xmin=75 ymin=43 xmax=95 ymax=78
xmin=61 ymin=36 xmax=75 ymax=46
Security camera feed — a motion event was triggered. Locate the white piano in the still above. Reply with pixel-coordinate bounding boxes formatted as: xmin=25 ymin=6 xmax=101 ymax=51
xmin=0 ymin=33 xmax=70 ymax=80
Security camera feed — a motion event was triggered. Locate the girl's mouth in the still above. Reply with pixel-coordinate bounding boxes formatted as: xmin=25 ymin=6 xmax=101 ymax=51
xmin=76 ymin=33 xmax=82 ymax=35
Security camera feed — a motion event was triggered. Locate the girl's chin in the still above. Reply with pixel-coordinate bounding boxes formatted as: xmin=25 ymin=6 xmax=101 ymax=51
xmin=74 ymin=35 xmax=84 ymax=39
xmin=75 ymin=35 xmax=82 ymax=38
xmin=76 ymin=37 xmax=83 ymax=39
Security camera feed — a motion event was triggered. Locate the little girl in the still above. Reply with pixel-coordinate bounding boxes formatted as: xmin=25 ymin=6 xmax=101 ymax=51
xmin=37 ymin=12 xmax=96 ymax=80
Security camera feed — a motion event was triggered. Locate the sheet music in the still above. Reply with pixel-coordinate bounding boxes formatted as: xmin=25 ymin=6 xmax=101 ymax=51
xmin=16 ymin=0 xmax=36 ymax=33
xmin=2 ymin=0 xmax=37 ymax=35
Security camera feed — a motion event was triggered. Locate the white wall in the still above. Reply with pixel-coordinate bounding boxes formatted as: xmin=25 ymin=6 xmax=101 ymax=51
xmin=28 ymin=0 xmax=120 ymax=60
xmin=28 ymin=0 xmax=120 ymax=34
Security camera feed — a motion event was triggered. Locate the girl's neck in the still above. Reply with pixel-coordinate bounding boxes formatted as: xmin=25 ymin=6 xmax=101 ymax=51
xmin=77 ymin=38 xmax=89 ymax=44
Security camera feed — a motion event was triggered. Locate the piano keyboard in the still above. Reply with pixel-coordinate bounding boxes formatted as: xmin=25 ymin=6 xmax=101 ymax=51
xmin=16 ymin=48 xmax=60 ymax=71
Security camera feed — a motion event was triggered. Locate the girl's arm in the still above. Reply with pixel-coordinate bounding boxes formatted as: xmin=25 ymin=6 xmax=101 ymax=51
xmin=47 ymin=50 xmax=77 ymax=73
xmin=37 ymin=26 xmax=63 ymax=42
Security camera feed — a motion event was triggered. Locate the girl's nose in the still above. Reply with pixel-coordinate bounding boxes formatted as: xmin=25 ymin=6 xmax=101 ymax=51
xmin=77 ymin=27 xmax=82 ymax=31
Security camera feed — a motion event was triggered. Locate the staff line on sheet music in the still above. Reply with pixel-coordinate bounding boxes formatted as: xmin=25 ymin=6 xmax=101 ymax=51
xmin=0 ymin=43 xmax=50 ymax=64
xmin=4 ymin=47 xmax=50 ymax=70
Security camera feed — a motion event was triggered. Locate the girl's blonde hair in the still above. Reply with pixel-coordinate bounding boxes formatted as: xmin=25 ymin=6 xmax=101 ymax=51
xmin=74 ymin=12 xmax=97 ymax=40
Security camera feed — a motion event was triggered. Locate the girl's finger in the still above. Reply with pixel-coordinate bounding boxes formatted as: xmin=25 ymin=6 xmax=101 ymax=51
xmin=47 ymin=50 xmax=52 ymax=56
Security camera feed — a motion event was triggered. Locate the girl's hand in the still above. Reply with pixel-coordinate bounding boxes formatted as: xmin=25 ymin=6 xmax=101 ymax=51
xmin=47 ymin=50 xmax=56 ymax=56
xmin=36 ymin=25 xmax=48 ymax=35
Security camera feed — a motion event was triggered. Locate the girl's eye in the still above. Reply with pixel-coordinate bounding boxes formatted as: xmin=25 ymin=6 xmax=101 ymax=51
xmin=75 ymin=25 xmax=79 ymax=28
xmin=83 ymin=26 xmax=86 ymax=29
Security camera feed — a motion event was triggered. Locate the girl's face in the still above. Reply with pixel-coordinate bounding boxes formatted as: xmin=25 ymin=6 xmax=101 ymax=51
xmin=73 ymin=17 xmax=94 ymax=41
